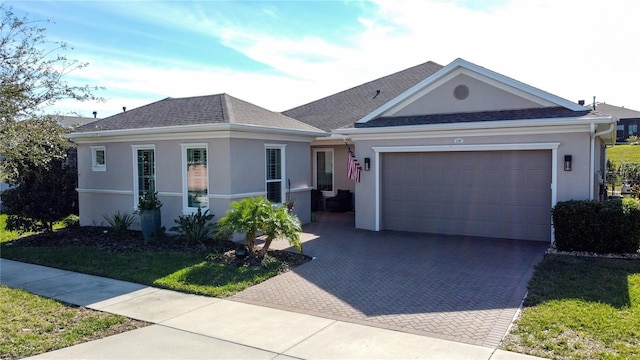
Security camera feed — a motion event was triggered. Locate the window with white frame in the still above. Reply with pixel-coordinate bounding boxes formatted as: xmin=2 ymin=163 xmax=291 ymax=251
xmin=182 ymin=144 xmax=208 ymax=211
xmin=265 ymin=145 xmax=286 ymax=203
xmin=313 ymin=148 xmax=334 ymax=196
xmin=91 ymin=146 xmax=106 ymax=171
xmin=132 ymin=146 xmax=156 ymax=208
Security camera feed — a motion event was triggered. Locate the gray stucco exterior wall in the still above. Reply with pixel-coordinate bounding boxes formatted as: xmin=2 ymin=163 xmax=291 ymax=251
xmin=76 ymin=136 xmax=314 ymax=231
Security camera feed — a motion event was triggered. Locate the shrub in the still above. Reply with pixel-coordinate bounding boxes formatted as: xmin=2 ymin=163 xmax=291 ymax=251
xmin=170 ymin=208 xmax=216 ymax=245
xmin=103 ymin=211 xmax=135 ymax=236
xmin=260 ymin=204 xmax=302 ymax=256
xmin=1 ymin=157 xmax=78 ymax=233
xmin=216 ymin=197 xmax=303 ymax=255
xmin=5 ymin=215 xmax=48 ymax=234
xmin=216 ymin=197 xmax=272 ymax=250
xmin=627 ymin=135 xmax=640 ymax=145
xmin=137 ymin=192 xmax=162 ymax=211
xmin=62 ymin=214 xmax=80 ymax=228
xmin=552 ymin=199 xmax=640 ymax=254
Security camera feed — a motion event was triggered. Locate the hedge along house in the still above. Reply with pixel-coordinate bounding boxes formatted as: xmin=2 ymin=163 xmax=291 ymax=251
xmin=68 ymin=94 xmax=326 ymax=229
xmin=324 ymin=58 xmax=617 ymax=242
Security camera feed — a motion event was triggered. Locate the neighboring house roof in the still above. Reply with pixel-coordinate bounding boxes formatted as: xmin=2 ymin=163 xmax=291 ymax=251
xmin=282 ymin=61 xmax=444 ymax=131
xmin=74 ymin=93 xmax=324 ymax=134
xmin=592 ymin=103 xmax=640 ymax=119
xmin=51 ymin=115 xmax=99 ymax=129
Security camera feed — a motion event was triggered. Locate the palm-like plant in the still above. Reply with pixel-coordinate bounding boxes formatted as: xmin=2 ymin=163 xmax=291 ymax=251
xmin=260 ymin=205 xmax=302 ymax=256
xmin=217 ymin=197 xmax=303 ymax=256
xmin=216 ymin=197 xmax=272 ymax=251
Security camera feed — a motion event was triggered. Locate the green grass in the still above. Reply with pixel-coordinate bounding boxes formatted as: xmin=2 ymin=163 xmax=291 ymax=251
xmin=502 ymin=254 xmax=640 ymax=359
xmin=0 ymin=214 xmax=287 ymax=297
xmin=0 ymin=286 xmax=147 ymax=360
xmin=608 ymin=144 xmax=640 ymax=166
xmin=1 ymin=245 xmax=285 ymax=297
xmin=0 ymin=214 xmax=285 ymax=358
xmin=0 ymin=214 xmax=20 ymax=242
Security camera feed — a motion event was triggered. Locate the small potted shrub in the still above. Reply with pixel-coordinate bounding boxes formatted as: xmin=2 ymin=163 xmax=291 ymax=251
xmin=137 ymin=192 xmax=162 ymax=243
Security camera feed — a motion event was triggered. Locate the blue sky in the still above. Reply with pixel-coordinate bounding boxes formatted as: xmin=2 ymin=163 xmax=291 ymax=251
xmin=8 ymin=0 xmax=640 ymax=118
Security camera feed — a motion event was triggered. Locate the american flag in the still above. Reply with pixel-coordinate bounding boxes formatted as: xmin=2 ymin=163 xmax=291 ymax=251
xmin=347 ymin=149 xmax=362 ymax=183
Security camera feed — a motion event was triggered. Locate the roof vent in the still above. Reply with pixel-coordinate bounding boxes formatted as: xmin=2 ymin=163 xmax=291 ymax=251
xmin=454 ymin=85 xmax=469 ymax=100
xmin=578 ymin=100 xmax=585 ymax=106
xmin=122 ymin=106 xmax=126 ymax=113
xmin=373 ymin=89 xmax=380 ymax=99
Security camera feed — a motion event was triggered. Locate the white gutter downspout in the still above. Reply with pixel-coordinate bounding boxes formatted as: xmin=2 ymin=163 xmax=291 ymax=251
xmin=590 ymin=122 xmax=616 ymax=199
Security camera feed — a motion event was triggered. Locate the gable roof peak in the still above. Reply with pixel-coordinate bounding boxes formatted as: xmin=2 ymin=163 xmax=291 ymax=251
xmin=356 ymin=58 xmax=587 ymax=124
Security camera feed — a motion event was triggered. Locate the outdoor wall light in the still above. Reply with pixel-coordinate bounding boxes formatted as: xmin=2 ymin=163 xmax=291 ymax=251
xmin=564 ymin=155 xmax=572 ymax=171
xmin=364 ymin=157 xmax=371 ymax=171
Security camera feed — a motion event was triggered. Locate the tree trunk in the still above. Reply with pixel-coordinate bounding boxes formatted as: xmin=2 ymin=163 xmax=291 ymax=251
xmin=260 ymin=237 xmax=274 ymax=256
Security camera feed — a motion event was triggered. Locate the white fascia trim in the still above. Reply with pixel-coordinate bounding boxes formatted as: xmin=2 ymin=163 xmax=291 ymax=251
xmin=338 ymin=115 xmax=615 ymax=139
xmin=68 ymin=123 xmax=327 ymax=142
xmin=357 ymin=58 xmax=587 ymax=124
xmin=311 ymin=134 xmax=355 ymax=146
xmin=71 ymin=131 xmax=320 ymax=144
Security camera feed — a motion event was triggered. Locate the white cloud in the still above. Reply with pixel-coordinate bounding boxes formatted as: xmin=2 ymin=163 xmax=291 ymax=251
xmin=48 ymin=0 xmax=640 ymax=118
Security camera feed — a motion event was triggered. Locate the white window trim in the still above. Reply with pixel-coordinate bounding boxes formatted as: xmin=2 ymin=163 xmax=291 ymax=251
xmin=91 ymin=146 xmax=106 ymax=172
xmin=313 ymin=148 xmax=334 ymax=197
xmin=181 ymin=143 xmax=209 ymax=214
xmin=265 ymin=144 xmax=286 ymax=204
xmin=132 ymin=144 xmax=156 ymax=210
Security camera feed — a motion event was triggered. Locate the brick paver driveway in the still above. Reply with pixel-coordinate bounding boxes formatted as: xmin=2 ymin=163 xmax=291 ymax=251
xmin=231 ymin=212 xmax=548 ymax=347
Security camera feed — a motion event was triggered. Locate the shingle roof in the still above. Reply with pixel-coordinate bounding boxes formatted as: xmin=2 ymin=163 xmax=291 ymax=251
xmin=75 ymin=93 xmax=324 ymax=134
xmin=282 ymin=61 xmax=444 ymax=131
xmin=592 ymin=103 xmax=640 ymax=119
xmin=357 ymin=107 xmax=593 ymax=128
xmin=51 ymin=115 xmax=98 ymax=129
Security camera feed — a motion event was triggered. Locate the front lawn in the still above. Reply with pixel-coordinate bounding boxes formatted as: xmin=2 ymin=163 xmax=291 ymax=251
xmin=501 ymin=254 xmax=640 ymax=359
xmin=0 ymin=222 xmax=309 ymax=298
xmin=0 ymin=286 xmax=147 ymax=360
xmin=0 ymin=215 xmax=308 ymax=359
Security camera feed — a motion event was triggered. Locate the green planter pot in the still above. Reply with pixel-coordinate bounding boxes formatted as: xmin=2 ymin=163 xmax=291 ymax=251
xmin=139 ymin=208 xmax=161 ymax=243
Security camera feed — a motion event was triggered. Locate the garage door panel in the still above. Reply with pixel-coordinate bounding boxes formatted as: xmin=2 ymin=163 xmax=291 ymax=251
xmin=526 ymin=169 xmax=552 ymax=187
xmin=381 ymin=150 xmax=551 ymax=241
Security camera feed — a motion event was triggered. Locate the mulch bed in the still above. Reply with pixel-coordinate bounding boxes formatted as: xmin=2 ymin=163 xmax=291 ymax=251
xmin=7 ymin=226 xmax=311 ymax=268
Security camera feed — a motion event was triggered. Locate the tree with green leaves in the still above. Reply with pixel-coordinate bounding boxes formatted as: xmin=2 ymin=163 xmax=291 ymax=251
xmin=1 ymin=118 xmax=78 ymax=233
xmin=0 ymin=4 xmax=101 ymax=232
xmin=0 ymin=4 xmax=101 ymax=123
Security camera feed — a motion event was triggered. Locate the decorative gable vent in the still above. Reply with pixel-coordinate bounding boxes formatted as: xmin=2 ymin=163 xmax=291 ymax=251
xmin=454 ymin=84 xmax=469 ymax=100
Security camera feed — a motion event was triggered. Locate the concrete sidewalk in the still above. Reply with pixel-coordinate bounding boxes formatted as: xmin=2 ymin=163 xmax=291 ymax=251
xmin=0 ymin=258 xmax=545 ymax=359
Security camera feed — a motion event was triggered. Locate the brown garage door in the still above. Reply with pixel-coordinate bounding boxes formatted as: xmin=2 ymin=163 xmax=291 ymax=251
xmin=381 ymin=150 xmax=551 ymax=241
